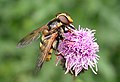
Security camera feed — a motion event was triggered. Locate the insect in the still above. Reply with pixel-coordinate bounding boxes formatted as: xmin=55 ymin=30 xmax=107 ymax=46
xmin=17 ymin=13 xmax=75 ymax=73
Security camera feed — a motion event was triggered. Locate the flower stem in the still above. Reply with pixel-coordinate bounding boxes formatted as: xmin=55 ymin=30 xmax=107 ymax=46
xmin=73 ymin=75 xmax=76 ymax=82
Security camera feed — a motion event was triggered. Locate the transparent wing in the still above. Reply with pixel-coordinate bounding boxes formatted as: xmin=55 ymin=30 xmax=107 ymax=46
xmin=35 ymin=32 xmax=58 ymax=74
xmin=17 ymin=25 xmax=48 ymax=48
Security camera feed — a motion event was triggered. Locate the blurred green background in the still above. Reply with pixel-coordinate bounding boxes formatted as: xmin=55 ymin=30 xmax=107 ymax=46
xmin=0 ymin=0 xmax=120 ymax=82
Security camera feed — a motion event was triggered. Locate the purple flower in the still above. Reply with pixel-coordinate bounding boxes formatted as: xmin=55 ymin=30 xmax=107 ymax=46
xmin=56 ymin=25 xmax=99 ymax=76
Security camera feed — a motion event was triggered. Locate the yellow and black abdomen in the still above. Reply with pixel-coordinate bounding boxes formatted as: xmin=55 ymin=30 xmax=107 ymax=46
xmin=39 ymin=28 xmax=54 ymax=61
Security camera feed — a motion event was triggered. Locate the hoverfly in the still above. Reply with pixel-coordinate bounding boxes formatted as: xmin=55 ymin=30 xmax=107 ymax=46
xmin=17 ymin=13 xmax=75 ymax=73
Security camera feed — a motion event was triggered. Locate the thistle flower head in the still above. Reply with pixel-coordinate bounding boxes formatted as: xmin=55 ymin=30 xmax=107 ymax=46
xmin=56 ymin=25 xmax=99 ymax=76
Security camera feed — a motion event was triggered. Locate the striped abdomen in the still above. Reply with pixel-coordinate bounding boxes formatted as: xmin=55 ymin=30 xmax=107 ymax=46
xmin=39 ymin=29 xmax=56 ymax=61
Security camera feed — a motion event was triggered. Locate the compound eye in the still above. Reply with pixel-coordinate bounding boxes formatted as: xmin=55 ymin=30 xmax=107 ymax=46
xmin=58 ymin=15 xmax=69 ymax=24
